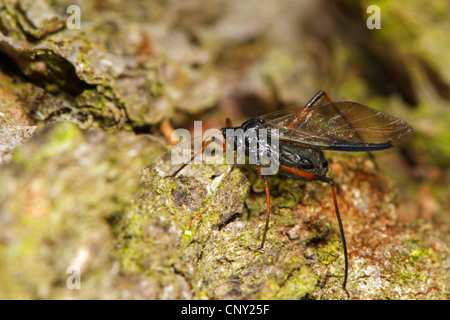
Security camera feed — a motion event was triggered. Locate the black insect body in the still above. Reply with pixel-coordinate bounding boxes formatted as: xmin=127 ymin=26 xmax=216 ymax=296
xmin=222 ymin=121 xmax=329 ymax=179
xmin=170 ymin=90 xmax=413 ymax=297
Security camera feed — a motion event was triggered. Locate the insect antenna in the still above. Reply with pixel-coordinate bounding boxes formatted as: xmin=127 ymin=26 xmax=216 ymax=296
xmin=168 ymin=137 xmax=216 ymax=178
xmin=167 ymin=128 xmax=228 ymax=178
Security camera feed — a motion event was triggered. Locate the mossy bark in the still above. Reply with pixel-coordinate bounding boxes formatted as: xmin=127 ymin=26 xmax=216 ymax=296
xmin=0 ymin=0 xmax=448 ymax=299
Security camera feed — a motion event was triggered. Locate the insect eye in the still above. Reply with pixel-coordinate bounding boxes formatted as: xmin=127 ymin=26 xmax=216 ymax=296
xmin=299 ymin=158 xmax=314 ymax=170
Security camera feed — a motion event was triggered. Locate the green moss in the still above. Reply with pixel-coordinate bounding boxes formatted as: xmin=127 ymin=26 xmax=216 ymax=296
xmin=12 ymin=122 xmax=82 ymax=169
xmin=0 ymin=122 xmax=164 ymax=298
xmin=317 ymin=236 xmax=341 ymax=266
xmin=274 ymin=267 xmax=317 ymax=300
xmin=403 ymin=237 xmax=435 ymax=264
xmin=258 ymin=251 xmax=316 ymax=299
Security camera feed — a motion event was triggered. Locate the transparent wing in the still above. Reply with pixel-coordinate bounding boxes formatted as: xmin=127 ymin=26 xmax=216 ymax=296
xmin=259 ymin=101 xmax=413 ymax=151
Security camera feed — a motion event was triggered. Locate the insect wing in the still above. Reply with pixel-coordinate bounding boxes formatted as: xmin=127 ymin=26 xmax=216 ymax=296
xmin=260 ymin=101 xmax=413 ymax=151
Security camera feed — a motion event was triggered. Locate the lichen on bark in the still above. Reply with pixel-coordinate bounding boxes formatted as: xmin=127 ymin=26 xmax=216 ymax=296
xmin=0 ymin=0 xmax=448 ymax=300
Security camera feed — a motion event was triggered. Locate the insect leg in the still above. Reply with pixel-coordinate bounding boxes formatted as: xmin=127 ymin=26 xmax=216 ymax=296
xmin=279 ymin=164 xmax=350 ymax=297
xmin=257 ymin=165 xmax=271 ymax=249
xmin=317 ymin=176 xmax=350 ymax=298
xmin=305 ymin=90 xmax=333 ymax=109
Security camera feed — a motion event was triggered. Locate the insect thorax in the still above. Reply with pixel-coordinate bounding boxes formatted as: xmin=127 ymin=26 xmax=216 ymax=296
xmin=221 ymin=118 xmax=275 ymax=166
